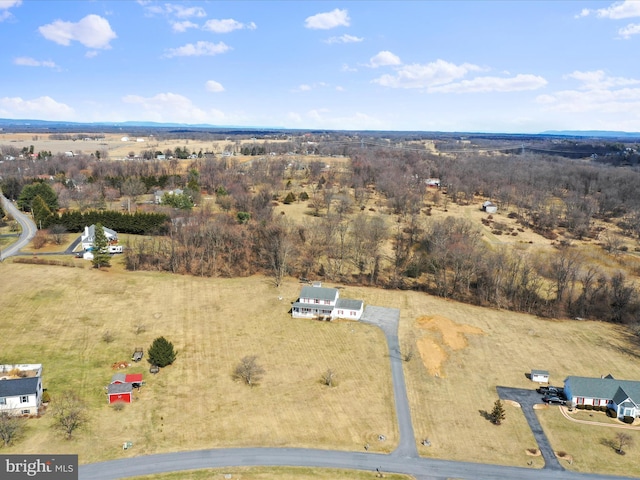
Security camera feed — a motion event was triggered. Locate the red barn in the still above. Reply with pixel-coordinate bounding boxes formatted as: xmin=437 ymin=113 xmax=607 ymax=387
xmin=107 ymin=383 xmax=133 ymax=404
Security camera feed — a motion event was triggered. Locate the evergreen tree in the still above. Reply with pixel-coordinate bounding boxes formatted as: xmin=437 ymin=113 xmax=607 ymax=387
xmin=31 ymin=195 xmax=53 ymax=229
xmin=490 ymin=399 xmax=506 ymax=425
xmin=17 ymin=182 xmax=58 ymax=212
xmin=91 ymin=222 xmax=111 ymax=268
xmin=148 ymin=336 xmax=177 ymax=368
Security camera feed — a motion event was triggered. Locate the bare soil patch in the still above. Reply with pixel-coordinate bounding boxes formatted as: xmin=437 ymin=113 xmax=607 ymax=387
xmin=414 ymin=315 xmax=484 ymax=377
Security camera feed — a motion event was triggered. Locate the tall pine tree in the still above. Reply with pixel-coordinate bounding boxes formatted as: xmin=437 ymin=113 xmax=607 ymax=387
xmin=147 ymin=336 xmax=177 ymax=368
xmin=91 ymin=222 xmax=111 ymax=269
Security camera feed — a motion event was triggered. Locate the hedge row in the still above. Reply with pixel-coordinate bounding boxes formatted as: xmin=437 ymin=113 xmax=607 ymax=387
xmin=44 ymin=210 xmax=170 ymax=235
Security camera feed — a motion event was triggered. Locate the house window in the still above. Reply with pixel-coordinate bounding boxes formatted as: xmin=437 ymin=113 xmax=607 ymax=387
xmin=594 ymin=399 xmax=600 ymax=407
xmin=576 ymin=397 xmax=584 ymax=405
xmin=0 ymin=397 xmax=5 ymax=405
xmin=20 ymin=396 xmax=29 ymax=403
xmin=315 ymin=299 xmax=320 ymax=304
xmin=21 ymin=409 xmax=30 ymax=415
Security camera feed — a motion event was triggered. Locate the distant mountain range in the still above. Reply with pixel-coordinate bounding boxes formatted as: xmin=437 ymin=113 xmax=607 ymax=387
xmin=1 ymin=118 xmax=640 ymax=138
xmin=540 ymin=130 xmax=640 ymax=138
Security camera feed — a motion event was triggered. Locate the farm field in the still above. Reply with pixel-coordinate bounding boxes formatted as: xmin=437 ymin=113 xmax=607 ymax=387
xmin=131 ymin=467 xmax=413 ymax=480
xmin=1 ymin=260 xmax=640 ymax=476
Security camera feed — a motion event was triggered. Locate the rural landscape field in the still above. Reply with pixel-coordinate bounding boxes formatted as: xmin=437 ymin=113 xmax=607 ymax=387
xmin=3 ymin=127 xmax=640 ymax=480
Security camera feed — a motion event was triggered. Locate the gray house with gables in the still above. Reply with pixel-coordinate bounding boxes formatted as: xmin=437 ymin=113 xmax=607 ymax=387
xmin=564 ymin=375 xmax=640 ymax=419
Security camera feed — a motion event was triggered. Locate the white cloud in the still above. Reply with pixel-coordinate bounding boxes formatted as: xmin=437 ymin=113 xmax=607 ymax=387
xmin=428 ymin=74 xmax=547 ymax=93
xmin=0 ymin=0 xmax=21 ymax=22
xmin=325 ymin=34 xmax=363 ymax=44
xmin=122 ymin=92 xmax=217 ymax=123
xmin=619 ymin=22 xmax=640 ymax=38
xmin=373 ymin=59 xmax=482 ymax=89
xmin=575 ymin=8 xmax=592 ymax=18
xmin=565 ymin=70 xmax=640 ymax=89
xmin=368 ymin=51 xmax=401 ymax=68
xmin=296 ymin=84 xmax=312 ymax=92
xmin=203 ymin=18 xmax=257 ymax=33
xmin=537 ymin=70 xmax=640 ymax=118
xmin=172 ymin=20 xmax=198 ymax=33
xmin=596 ymin=0 xmax=640 ymax=19
xmin=292 ymin=82 xmax=331 ymax=93
xmin=0 ymin=96 xmax=74 ymax=120
xmin=164 ymin=41 xmax=230 ymax=58
xmin=39 ymin=14 xmax=117 ymax=49
xmin=14 ymin=57 xmax=57 ymax=68
xmin=305 ymin=8 xmax=350 ymax=30
xmin=205 ymin=80 xmax=225 ymax=93
xmin=144 ymin=3 xmax=206 ymax=18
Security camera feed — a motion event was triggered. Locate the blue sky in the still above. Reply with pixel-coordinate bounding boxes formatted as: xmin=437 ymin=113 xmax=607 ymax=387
xmin=1 ymin=1 xmax=640 ymax=133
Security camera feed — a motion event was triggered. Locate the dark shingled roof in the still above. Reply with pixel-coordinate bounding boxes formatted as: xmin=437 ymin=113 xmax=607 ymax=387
xmin=335 ymin=298 xmax=363 ymax=310
xmin=299 ymin=286 xmax=338 ymax=302
xmin=0 ymin=377 xmax=39 ymax=397
xmin=107 ymin=383 xmax=133 ymax=395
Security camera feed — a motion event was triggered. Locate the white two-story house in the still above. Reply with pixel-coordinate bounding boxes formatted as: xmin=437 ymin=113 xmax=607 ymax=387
xmin=0 ymin=364 xmax=43 ymax=416
xmin=292 ymin=283 xmax=364 ymax=320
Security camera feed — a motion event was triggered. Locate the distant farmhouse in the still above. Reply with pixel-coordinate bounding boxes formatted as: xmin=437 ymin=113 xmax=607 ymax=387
xmin=154 ymin=189 xmax=184 ymax=205
xmin=292 ymin=283 xmax=364 ymax=320
xmin=81 ymin=224 xmax=118 ymax=251
xmin=0 ymin=364 xmax=43 ymax=416
xmin=564 ymin=375 xmax=640 ymax=419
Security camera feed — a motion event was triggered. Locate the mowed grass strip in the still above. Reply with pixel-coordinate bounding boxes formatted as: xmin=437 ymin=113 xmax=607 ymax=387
xmin=131 ymin=466 xmax=414 ymax=480
xmin=0 ymin=264 xmax=396 ymax=463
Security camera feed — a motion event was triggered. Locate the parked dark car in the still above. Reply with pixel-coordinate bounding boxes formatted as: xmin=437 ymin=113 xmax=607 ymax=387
xmin=543 ymin=395 xmax=566 ymax=405
xmin=537 ymin=386 xmax=564 ymax=397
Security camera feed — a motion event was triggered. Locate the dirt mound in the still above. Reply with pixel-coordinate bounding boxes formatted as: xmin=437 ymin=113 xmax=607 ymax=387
xmin=415 ymin=315 xmax=485 ymax=377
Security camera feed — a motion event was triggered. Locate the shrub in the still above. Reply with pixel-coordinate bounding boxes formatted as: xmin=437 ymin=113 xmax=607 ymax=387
xmin=147 ymin=336 xmax=177 ymax=368
xmin=623 ymin=416 xmax=634 ymax=424
xmin=42 ymin=391 xmax=51 ymax=403
xmin=607 ymin=408 xmax=617 ymax=418
xmin=283 ymin=192 xmax=296 ymax=204
xmin=585 ymin=404 xmax=593 ymax=410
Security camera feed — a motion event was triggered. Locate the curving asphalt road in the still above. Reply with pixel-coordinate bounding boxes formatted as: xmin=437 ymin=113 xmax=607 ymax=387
xmin=0 ymin=193 xmax=37 ymax=260
xmin=79 ymin=305 xmax=638 ymax=480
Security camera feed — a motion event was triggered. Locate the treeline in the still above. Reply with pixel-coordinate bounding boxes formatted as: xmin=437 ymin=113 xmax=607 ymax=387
xmin=45 ymin=210 xmax=169 ymax=235
xmin=123 ymin=208 xmax=640 ymax=325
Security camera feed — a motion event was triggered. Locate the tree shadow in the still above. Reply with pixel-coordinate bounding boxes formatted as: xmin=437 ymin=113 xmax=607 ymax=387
xmin=600 ymin=437 xmax=617 ymax=451
xmin=524 ymin=372 xmax=532 ymax=380
xmin=478 ymin=409 xmax=493 ymax=423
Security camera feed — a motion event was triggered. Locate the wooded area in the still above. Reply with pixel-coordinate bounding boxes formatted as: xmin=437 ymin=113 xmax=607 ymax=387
xmin=2 ymin=131 xmax=640 ymax=324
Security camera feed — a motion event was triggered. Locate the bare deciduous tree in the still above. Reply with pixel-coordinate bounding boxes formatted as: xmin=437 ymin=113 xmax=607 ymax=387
xmin=52 ymin=393 xmax=87 ymax=439
xmin=615 ymin=431 xmax=633 ymax=454
xmin=321 ymin=368 xmax=336 ymax=387
xmin=233 ymin=355 xmax=265 ymax=387
xmin=0 ymin=412 xmax=25 ymax=446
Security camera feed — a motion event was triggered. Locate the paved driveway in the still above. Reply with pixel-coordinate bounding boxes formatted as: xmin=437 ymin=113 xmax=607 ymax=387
xmin=497 ymin=386 xmax=563 ymax=470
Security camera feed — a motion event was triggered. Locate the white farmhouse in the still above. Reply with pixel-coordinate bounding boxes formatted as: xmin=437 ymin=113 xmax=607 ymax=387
xmin=0 ymin=364 xmax=44 ymax=416
xmin=292 ymin=283 xmax=364 ymax=320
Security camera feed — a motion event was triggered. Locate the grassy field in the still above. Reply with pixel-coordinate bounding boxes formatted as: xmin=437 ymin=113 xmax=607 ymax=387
xmin=131 ymin=467 xmax=413 ymax=480
xmin=0 ymin=263 xmax=397 ymax=463
xmin=2 ymin=258 xmax=640 ymax=476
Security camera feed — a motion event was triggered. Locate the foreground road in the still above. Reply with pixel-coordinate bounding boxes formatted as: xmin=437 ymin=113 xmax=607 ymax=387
xmin=79 ymin=447 xmax=634 ymax=480
xmin=0 ymin=194 xmax=37 ymax=260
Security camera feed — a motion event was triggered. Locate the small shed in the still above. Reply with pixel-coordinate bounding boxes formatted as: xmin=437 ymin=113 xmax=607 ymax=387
xmin=107 ymin=383 xmax=133 ymax=404
xmin=531 ymin=369 xmax=550 ymax=383
xmin=482 ymin=201 xmax=498 ymax=214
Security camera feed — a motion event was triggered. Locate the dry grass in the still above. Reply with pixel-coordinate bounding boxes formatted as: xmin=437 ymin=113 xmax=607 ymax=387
xmin=131 ymin=467 xmax=413 ymax=480
xmin=537 ymin=407 xmax=640 ymax=476
xmin=0 ymin=263 xmax=397 ymax=463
